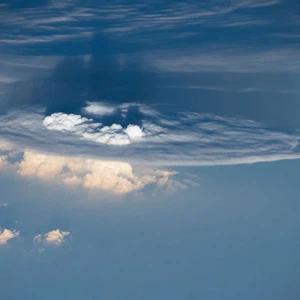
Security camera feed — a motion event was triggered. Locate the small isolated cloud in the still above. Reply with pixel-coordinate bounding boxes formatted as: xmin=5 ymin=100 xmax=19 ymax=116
xmin=0 ymin=229 xmax=20 ymax=245
xmin=34 ymin=229 xmax=70 ymax=247
xmin=0 ymin=203 xmax=8 ymax=207
xmin=83 ymin=101 xmax=116 ymax=116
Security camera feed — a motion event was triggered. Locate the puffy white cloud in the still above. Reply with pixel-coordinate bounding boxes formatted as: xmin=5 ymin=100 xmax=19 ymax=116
xmin=43 ymin=111 xmax=150 ymax=146
xmin=82 ymin=123 xmax=133 ymax=145
xmin=43 ymin=113 xmax=100 ymax=134
xmin=34 ymin=229 xmax=70 ymax=247
xmin=124 ymin=125 xmax=145 ymax=140
xmin=40 ymin=102 xmax=161 ymax=146
xmin=45 ymin=229 xmax=70 ymax=246
xmin=0 ymin=203 xmax=8 ymax=207
xmin=0 ymin=229 xmax=20 ymax=245
xmin=63 ymin=175 xmax=82 ymax=185
xmin=17 ymin=151 xmax=175 ymax=194
xmin=18 ymin=152 xmax=69 ymax=179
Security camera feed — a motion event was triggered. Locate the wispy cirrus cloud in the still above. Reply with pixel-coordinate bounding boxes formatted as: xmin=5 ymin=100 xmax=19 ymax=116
xmin=0 ymin=0 xmax=283 ymax=48
xmin=0 ymin=32 xmax=93 ymax=45
xmin=165 ymin=85 xmax=300 ymax=95
xmin=0 ymin=55 xmax=60 ymax=84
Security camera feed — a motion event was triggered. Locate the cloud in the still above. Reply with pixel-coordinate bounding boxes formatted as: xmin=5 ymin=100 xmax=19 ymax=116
xmin=147 ymin=48 xmax=300 ymax=73
xmin=165 ymin=85 xmax=300 ymax=96
xmin=83 ymin=101 xmax=116 ymax=116
xmin=43 ymin=106 xmax=160 ymax=146
xmin=0 ymin=139 xmax=14 ymax=151
xmin=0 ymin=229 xmax=20 ymax=245
xmin=83 ymin=102 xmax=159 ymax=119
xmin=0 ymin=203 xmax=8 ymax=207
xmin=1 ymin=103 xmax=300 ymax=168
xmin=0 ymin=0 xmax=284 ymax=54
xmin=0 ymin=32 xmax=92 ymax=45
xmin=16 ymin=151 xmax=176 ymax=194
xmin=0 ymin=55 xmax=60 ymax=84
xmin=0 ymin=155 xmax=9 ymax=168
xmin=273 ymin=33 xmax=300 ymax=39
xmin=82 ymin=123 xmax=143 ymax=146
xmin=34 ymin=229 xmax=70 ymax=247
xmin=43 ymin=112 xmax=98 ymax=133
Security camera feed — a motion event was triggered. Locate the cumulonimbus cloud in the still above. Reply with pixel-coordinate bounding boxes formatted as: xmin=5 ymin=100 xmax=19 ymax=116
xmin=1 ymin=150 xmax=176 ymax=194
xmin=0 ymin=229 xmax=20 ymax=245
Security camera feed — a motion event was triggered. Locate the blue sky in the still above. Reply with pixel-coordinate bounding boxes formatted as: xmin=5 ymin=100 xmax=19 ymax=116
xmin=0 ymin=0 xmax=300 ymax=299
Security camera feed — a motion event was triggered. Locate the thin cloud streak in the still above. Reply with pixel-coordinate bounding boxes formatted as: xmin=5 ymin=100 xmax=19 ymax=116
xmin=147 ymin=47 xmax=300 ymax=73
xmin=0 ymin=0 xmax=283 ymax=47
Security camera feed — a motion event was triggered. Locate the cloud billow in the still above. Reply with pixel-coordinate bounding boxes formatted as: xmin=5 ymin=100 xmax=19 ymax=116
xmin=43 ymin=103 xmax=159 ymax=146
xmin=0 ymin=229 xmax=20 ymax=245
xmin=34 ymin=229 xmax=70 ymax=247
xmin=0 ymin=101 xmax=300 ymax=167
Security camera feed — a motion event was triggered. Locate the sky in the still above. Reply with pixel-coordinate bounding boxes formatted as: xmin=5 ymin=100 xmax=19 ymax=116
xmin=0 ymin=0 xmax=300 ymax=299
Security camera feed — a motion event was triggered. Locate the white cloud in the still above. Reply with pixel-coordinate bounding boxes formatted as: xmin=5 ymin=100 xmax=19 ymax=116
xmin=34 ymin=229 xmax=70 ymax=247
xmin=1 ymin=103 xmax=300 ymax=168
xmin=0 ymin=139 xmax=14 ymax=151
xmin=0 ymin=203 xmax=8 ymax=207
xmin=0 ymin=155 xmax=9 ymax=168
xmin=82 ymin=123 xmax=133 ymax=145
xmin=124 ymin=125 xmax=145 ymax=140
xmin=0 ymin=55 xmax=60 ymax=83
xmin=16 ymin=151 xmax=176 ymax=194
xmin=43 ymin=113 xmax=93 ymax=132
xmin=43 ymin=111 xmax=153 ymax=146
xmin=33 ymin=234 xmax=42 ymax=243
xmin=83 ymin=101 xmax=116 ymax=116
xmin=0 ymin=229 xmax=20 ymax=245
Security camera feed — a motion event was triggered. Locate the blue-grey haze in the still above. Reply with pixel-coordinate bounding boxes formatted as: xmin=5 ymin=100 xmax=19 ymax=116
xmin=0 ymin=0 xmax=300 ymax=299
